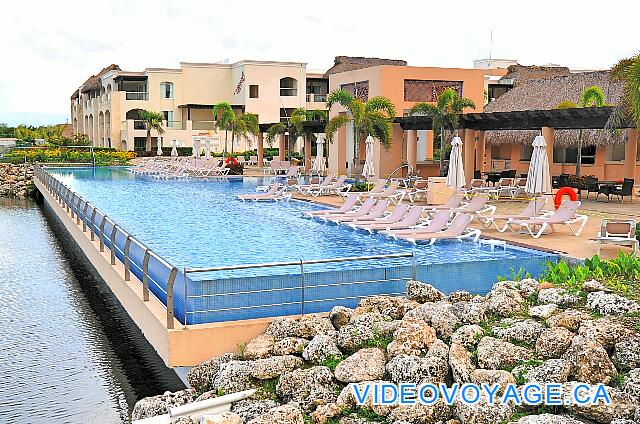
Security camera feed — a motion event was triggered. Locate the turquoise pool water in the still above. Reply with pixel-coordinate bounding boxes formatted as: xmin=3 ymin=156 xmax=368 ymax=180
xmin=46 ymin=167 xmax=556 ymax=324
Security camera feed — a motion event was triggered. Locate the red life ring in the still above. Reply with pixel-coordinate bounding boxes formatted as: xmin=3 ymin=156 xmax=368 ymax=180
xmin=225 ymin=157 xmax=238 ymax=166
xmin=554 ymin=187 xmax=577 ymax=209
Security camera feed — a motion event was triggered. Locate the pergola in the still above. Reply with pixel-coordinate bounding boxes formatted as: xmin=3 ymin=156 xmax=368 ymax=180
xmin=395 ymin=107 xmax=637 ymax=181
xmin=255 ymin=121 xmax=327 ymax=170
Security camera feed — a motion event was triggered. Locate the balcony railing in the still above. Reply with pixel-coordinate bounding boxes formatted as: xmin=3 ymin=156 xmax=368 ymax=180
xmin=306 ymin=93 xmax=327 ymax=102
xmin=166 ymin=121 xmax=185 ymax=130
xmin=192 ymin=121 xmax=215 ymax=130
xmin=126 ymin=92 xmax=149 ymax=101
xmin=280 ymin=88 xmax=297 ymax=97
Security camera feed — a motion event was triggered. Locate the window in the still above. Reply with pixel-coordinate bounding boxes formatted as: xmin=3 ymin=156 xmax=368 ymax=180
xmin=162 ymin=111 xmax=174 ymax=126
xmin=280 ymin=77 xmax=297 ymax=96
xmin=249 ymin=85 xmax=259 ymax=98
xmin=160 ymin=82 xmax=174 ymax=99
xmin=280 ymin=108 xmax=295 ymax=123
xmin=340 ymin=81 xmax=369 ymax=101
xmin=553 ymin=146 xmax=596 ymax=164
xmin=606 ymin=145 xmax=625 ymax=162
xmin=520 ymin=144 xmax=534 ymax=161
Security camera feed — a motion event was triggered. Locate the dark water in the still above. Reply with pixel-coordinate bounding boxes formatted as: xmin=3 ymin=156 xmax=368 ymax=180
xmin=0 ymin=197 xmax=184 ymax=423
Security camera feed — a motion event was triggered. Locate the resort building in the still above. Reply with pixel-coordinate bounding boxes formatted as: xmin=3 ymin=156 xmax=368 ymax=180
xmin=70 ymin=61 xmax=329 ymax=152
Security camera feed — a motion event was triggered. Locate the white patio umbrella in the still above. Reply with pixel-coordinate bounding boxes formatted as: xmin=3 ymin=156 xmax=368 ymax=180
xmin=296 ymin=136 xmax=304 ymax=153
xmin=171 ymin=139 xmax=178 ymax=157
xmin=362 ymin=135 xmax=375 ymax=179
xmin=192 ymin=138 xmax=200 ymax=158
xmin=446 ymin=135 xmax=466 ymax=189
xmin=311 ymin=134 xmax=327 ymax=175
xmin=156 ymin=136 xmax=163 ymax=156
xmin=525 ymin=134 xmax=552 ymax=195
xmin=204 ymin=138 xmax=211 ymax=161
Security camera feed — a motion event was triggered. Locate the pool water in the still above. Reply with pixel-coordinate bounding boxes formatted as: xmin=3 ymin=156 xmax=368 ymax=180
xmin=46 ymin=167 xmax=556 ymax=324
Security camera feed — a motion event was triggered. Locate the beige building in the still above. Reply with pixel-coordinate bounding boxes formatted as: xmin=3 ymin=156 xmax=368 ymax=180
xmin=70 ymin=61 xmax=328 ymax=152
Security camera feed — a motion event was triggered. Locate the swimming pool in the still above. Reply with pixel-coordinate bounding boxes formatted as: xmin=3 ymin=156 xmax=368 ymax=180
xmin=45 ymin=167 xmax=556 ymax=324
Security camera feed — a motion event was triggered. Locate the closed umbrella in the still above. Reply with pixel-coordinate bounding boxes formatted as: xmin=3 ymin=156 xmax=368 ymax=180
xmin=446 ymin=135 xmax=465 ymax=190
xmin=311 ymin=134 xmax=327 ymax=175
xmin=205 ymin=138 xmax=211 ymax=161
xmin=156 ymin=136 xmax=163 ymax=156
xmin=192 ymin=138 xmax=200 ymax=158
xmin=362 ymin=135 xmax=375 ymax=179
xmin=171 ymin=139 xmax=178 ymax=157
xmin=525 ymin=134 xmax=551 ymax=195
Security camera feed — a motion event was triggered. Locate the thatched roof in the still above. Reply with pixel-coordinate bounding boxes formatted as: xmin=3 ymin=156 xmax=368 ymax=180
xmin=323 ymin=56 xmax=406 ymax=78
xmin=485 ymin=70 xmax=625 ymax=146
xmin=499 ymin=64 xmax=571 ymax=85
xmin=72 ymin=64 xmax=121 ymax=98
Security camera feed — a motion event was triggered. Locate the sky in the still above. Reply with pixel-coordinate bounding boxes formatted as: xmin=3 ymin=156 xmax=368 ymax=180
xmin=0 ymin=0 xmax=638 ymax=126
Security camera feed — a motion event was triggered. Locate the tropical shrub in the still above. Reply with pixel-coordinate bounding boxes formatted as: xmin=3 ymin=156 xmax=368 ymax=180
xmin=1 ymin=147 xmax=135 ymax=165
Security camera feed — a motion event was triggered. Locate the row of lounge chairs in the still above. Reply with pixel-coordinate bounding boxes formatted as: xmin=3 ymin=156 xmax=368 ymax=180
xmin=129 ymin=157 xmax=229 ymax=179
xmin=468 ymin=177 xmax=528 ymax=200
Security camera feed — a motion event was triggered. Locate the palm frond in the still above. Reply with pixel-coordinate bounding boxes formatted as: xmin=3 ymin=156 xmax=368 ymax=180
xmin=451 ymin=97 xmax=476 ymax=113
xmin=436 ymin=88 xmax=458 ymax=110
xmin=212 ymin=102 xmax=234 ymax=131
xmin=410 ymin=102 xmax=440 ymax=117
xmin=364 ymin=96 xmax=397 ymax=118
xmin=326 ymin=89 xmax=354 ymax=110
xmin=265 ymin=122 xmax=286 ymax=146
xmin=363 ymin=112 xmax=393 ymax=149
xmin=580 ymin=86 xmax=606 ymax=108
xmin=325 ymin=115 xmax=351 ymax=142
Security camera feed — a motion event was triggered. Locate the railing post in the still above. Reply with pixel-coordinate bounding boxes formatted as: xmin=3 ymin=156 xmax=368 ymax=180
xmin=183 ymin=267 xmax=188 ymax=328
xmin=69 ymin=193 xmax=76 ymax=219
xmin=411 ymin=252 xmax=417 ymax=281
xmin=99 ymin=215 xmax=107 ymax=252
xmin=167 ymin=267 xmax=177 ymax=329
xmin=124 ymin=236 xmax=132 ymax=281
xmin=76 ymin=196 xmax=82 ymax=225
xmin=110 ymin=224 xmax=118 ymax=265
xmin=142 ymin=249 xmax=150 ymax=301
xmin=82 ymin=202 xmax=89 ymax=232
xmin=90 ymin=208 xmax=97 ymax=240
xmin=299 ymin=259 xmax=305 ymax=316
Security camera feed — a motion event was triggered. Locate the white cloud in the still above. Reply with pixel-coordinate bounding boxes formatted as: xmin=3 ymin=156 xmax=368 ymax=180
xmin=0 ymin=0 xmax=637 ymax=125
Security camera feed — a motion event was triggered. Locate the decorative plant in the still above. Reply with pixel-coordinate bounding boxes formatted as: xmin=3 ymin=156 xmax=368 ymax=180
xmin=212 ymin=102 xmax=234 ymax=157
xmin=607 ymin=53 xmax=640 ymax=131
xmin=410 ymin=88 xmax=476 ymax=175
xmin=555 ymin=85 xmax=606 ymax=176
xmin=325 ymin=90 xmax=396 ymax=178
xmin=138 ymin=110 xmax=165 ymax=152
xmin=229 ymin=112 xmax=260 ymax=155
xmin=266 ymin=108 xmax=327 ymax=162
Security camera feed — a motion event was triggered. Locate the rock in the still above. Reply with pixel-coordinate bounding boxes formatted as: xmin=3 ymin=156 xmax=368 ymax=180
xmin=213 ymin=361 xmax=257 ymax=394
xmin=387 ymin=319 xmax=437 ymax=357
xmin=476 ymin=337 xmax=533 ymax=370
xmin=449 ymin=343 xmax=475 ymax=383
xmin=334 ymin=348 xmax=386 ymax=382
xmin=195 ymin=391 xmax=218 ymax=402
xmin=273 ymin=337 xmax=309 ymax=356
xmin=453 ymin=392 xmax=513 ymax=424
xmin=518 ymin=278 xmax=540 ymax=297
xmin=513 ymin=415 xmax=584 ymax=424
xmin=187 ymin=353 xmax=236 ymax=392
xmin=336 ymin=313 xmax=395 ymax=352
xmin=244 ymin=334 xmax=275 ymax=359
xmin=385 ymin=399 xmax=451 ymax=424
xmin=450 ymin=301 xmax=487 ymax=325
xmin=613 ymin=337 xmax=640 ymax=371
xmin=302 ymin=335 xmax=342 ymax=363
xmin=469 ymin=369 xmax=515 ymax=393
xmin=131 ymin=388 xmax=197 ymax=420
xmin=537 ymin=288 xmax=580 ymax=307
xmin=536 ymin=327 xmax=575 ymax=358
xmin=232 ymin=399 xmax=280 ymax=423
xmin=247 ymin=404 xmax=304 ymax=424
xmin=623 ymin=368 xmax=640 ymax=401
xmin=354 ymin=295 xmax=418 ymax=319
xmin=493 ymin=318 xmax=545 ymax=345
xmin=329 ymin=306 xmax=352 ymax=330
xmin=338 ymin=415 xmax=369 ymax=424
xmin=538 ymin=282 xmax=554 ymax=290
xmin=448 ymin=290 xmax=473 ymax=303
xmin=562 ymin=335 xmax=617 ymax=384
xmin=578 ymin=316 xmax=636 ymax=349
xmin=406 ymin=281 xmax=446 ymax=303
xmin=547 ymin=309 xmax=593 ymax=332
xmin=404 ymin=302 xmax=461 ymax=339
xmin=201 ymin=412 xmax=243 ymax=424
xmin=174 ymin=417 xmax=197 ymax=424
xmin=249 ymin=355 xmax=303 ymax=379
xmin=336 ymin=380 xmax=396 ymax=416
xmin=529 ymin=304 xmax=558 ymax=320
xmin=485 ymin=285 xmax=525 ymax=317
xmin=584 ymin=279 xmax=612 ymax=293
xmin=427 ymin=339 xmax=450 ymax=362
xmin=587 ymin=291 xmax=640 ymax=316
xmin=521 ymin=359 xmax=572 ymax=384
xmin=276 ymin=366 xmax=337 ymax=411
xmin=565 ymin=382 xmax=639 ymax=423
xmin=450 ymin=325 xmax=484 ymax=349
xmin=311 ymin=403 xmax=341 ymax=424
xmin=386 ymin=353 xmax=449 ymax=384
xmin=266 ymin=318 xmax=301 ymax=339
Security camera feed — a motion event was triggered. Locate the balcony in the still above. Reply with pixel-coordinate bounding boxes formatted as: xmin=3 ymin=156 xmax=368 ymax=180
xmin=306 ymin=94 xmax=327 ymax=103
xmin=192 ymin=121 xmax=215 ymax=130
xmin=126 ymin=92 xmax=149 ymax=101
xmin=166 ymin=121 xmax=185 ymax=130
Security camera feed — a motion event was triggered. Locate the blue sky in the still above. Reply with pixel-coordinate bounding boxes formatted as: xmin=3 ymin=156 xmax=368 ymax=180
xmin=1 ymin=0 xmax=638 ymax=126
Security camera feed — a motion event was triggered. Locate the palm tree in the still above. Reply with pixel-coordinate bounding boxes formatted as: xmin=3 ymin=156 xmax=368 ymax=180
xmin=556 ymin=85 xmax=606 ymax=177
xmin=410 ymin=88 xmax=476 ymax=176
xmin=138 ymin=110 xmax=165 ymax=152
xmin=229 ymin=112 xmax=260 ymax=155
xmin=607 ymin=53 xmax=640 ymax=130
xmin=325 ymin=90 xmax=396 ymax=177
xmin=212 ymin=102 xmax=234 ymax=157
xmin=267 ymin=108 xmax=327 ymax=162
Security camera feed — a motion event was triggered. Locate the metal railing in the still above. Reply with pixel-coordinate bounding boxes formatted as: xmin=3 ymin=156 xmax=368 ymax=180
xmin=34 ymin=166 xmax=180 ymax=329
xmin=126 ymin=92 xmax=149 ymax=101
xmin=306 ymin=93 xmax=327 ymax=102
xmin=192 ymin=120 xmax=216 ymax=130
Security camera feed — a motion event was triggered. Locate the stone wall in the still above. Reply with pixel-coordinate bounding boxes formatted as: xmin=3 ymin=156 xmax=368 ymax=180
xmin=0 ymin=163 xmax=34 ymax=197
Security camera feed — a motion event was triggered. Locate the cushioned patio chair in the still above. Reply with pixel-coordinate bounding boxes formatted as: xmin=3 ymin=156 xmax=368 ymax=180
xmin=596 ymin=219 xmax=638 ymax=255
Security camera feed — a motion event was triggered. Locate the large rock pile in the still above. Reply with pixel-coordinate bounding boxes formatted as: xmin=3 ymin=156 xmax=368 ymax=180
xmin=0 ymin=163 xmax=34 ymax=197
xmin=133 ymin=280 xmax=640 ymax=424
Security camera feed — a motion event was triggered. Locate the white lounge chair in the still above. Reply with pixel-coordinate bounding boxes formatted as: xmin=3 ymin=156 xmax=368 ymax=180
xmin=451 ymin=195 xmax=496 ymax=218
xmin=237 ymin=183 xmax=291 ymax=201
xmin=507 ymin=200 xmax=588 ymax=238
xmin=382 ymin=210 xmax=451 ymax=238
xmin=347 ymin=204 xmax=409 ymax=230
xmin=304 ymin=194 xmax=359 ymax=217
xmin=304 ymin=176 xmax=350 ymax=197
xmin=477 ymin=198 xmax=548 ymax=232
xmin=318 ymin=198 xmax=377 ymax=222
xmin=325 ymin=200 xmax=390 ymax=224
xmin=400 ymin=213 xmax=481 ymax=245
